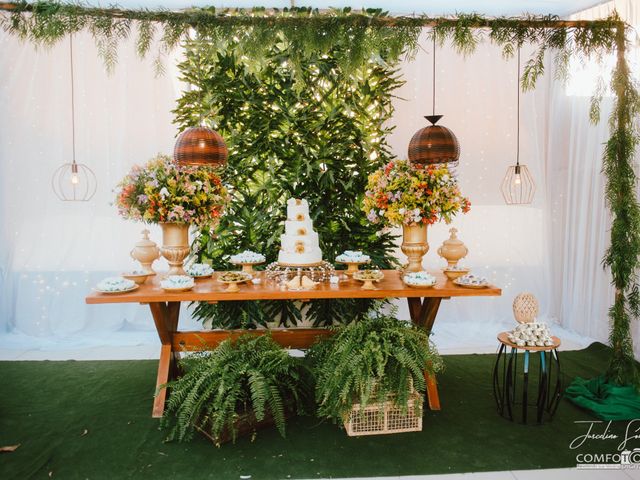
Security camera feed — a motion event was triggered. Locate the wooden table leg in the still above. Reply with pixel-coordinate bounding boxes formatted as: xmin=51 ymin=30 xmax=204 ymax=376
xmin=408 ymin=297 xmax=443 ymax=410
xmin=149 ymin=301 xmax=181 ymax=418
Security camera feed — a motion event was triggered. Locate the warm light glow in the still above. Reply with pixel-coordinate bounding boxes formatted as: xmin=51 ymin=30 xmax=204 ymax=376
xmin=71 ymin=173 xmax=79 ymax=185
xmin=198 ymin=139 xmax=206 ymax=149
xmin=513 ymin=173 xmax=522 ymax=185
xmin=514 ymin=173 xmax=521 ymax=185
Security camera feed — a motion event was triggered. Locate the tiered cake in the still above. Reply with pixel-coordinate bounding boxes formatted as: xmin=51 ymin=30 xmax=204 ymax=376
xmin=278 ymin=198 xmax=323 ymax=266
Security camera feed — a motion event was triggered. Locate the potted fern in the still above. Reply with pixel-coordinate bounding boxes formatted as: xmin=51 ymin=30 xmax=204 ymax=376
xmin=308 ymin=313 xmax=443 ymax=435
xmin=160 ymin=334 xmax=308 ymax=446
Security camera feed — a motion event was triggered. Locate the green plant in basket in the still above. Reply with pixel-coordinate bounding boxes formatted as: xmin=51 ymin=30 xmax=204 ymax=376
xmin=307 ymin=313 xmax=443 ymax=423
xmin=160 ymin=334 xmax=309 ymax=446
xmin=362 ymin=159 xmax=470 ymax=227
xmin=114 ymin=154 xmax=230 ymax=230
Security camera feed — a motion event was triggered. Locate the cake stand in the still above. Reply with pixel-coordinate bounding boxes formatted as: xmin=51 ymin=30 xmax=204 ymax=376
xmin=353 ymin=270 xmax=384 ymax=290
xmin=230 ymin=260 xmax=265 ymax=274
xmin=265 ymin=261 xmax=335 ymax=282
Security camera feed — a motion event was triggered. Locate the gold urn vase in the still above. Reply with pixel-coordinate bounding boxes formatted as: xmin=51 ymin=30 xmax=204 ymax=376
xmin=437 ymin=227 xmax=468 ymax=268
xmin=401 ymin=223 xmax=429 ymax=272
xmin=130 ymin=229 xmax=161 ymax=274
xmin=160 ymin=222 xmax=190 ymax=276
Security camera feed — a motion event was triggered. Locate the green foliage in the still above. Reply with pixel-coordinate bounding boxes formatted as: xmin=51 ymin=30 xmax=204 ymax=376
xmin=2 ymin=1 xmax=637 ymax=385
xmin=160 ymin=334 xmax=309 ymax=445
xmin=177 ymin=36 xmax=401 ymax=328
xmin=307 ymin=313 xmax=443 ymax=422
xmin=1 ymin=3 xmax=420 ymax=79
xmin=602 ymin=27 xmax=640 ymax=387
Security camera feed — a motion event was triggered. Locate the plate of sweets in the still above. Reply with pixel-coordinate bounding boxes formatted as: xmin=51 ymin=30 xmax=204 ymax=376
xmin=95 ymin=277 xmax=139 ymax=294
xmin=218 ymin=271 xmax=253 ymax=292
xmin=453 ymin=274 xmax=490 ymax=289
xmin=403 ymin=271 xmax=437 ymax=288
xmin=186 ymin=263 xmax=215 ymax=278
xmin=353 ymin=269 xmax=384 ymax=290
xmin=335 ymin=250 xmax=371 ymax=275
xmin=229 ymin=250 xmax=266 ymax=274
xmin=442 ymin=264 xmax=470 ymax=281
xmin=160 ymin=275 xmax=195 ymax=293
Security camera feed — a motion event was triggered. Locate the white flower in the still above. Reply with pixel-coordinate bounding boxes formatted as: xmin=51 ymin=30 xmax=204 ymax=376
xmin=399 ymin=208 xmax=406 ymax=215
xmin=159 ymin=187 xmax=170 ymax=198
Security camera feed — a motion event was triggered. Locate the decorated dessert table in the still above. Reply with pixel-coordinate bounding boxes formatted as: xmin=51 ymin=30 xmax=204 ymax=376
xmin=86 ymin=269 xmax=501 ymax=418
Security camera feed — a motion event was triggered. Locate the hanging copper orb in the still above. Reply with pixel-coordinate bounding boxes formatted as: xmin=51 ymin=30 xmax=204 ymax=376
xmin=408 ymin=115 xmax=460 ymax=166
xmin=173 ymin=126 xmax=228 ymax=167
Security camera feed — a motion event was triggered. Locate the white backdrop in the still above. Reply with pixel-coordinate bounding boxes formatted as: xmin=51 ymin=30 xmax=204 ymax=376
xmin=0 ymin=3 xmax=638 ymax=357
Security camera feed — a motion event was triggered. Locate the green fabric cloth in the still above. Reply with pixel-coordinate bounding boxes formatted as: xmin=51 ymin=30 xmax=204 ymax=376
xmin=565 ymin=375 xmax=640 ymax=421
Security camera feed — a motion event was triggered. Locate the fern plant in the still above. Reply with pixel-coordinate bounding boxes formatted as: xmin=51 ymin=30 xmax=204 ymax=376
xmin=160 ymin=335 xmax=308 ymax=445
xmin=307 ymin=314 xmax=443 ymax=423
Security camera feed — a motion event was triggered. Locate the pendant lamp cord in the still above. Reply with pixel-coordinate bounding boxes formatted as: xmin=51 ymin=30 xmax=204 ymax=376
xmin=432 ymin=34 xmax=436 ymax=116
xmin=69 ymin=34 xmax=76 ymax=166
xmin=516 ymin=47 xmax=520 ymax=167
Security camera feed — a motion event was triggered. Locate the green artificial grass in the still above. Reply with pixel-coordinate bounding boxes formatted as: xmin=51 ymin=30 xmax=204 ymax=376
xmin=1 ymin=343 xmax=637 ymax=479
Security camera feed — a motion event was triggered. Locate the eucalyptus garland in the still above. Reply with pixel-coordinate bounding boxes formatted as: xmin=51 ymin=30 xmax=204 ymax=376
xmin=1 ymin=2 xmax=638 ymax=385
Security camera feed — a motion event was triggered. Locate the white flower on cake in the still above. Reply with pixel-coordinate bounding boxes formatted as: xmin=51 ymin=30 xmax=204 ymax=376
xmin=278 ymin=198 xmax=323 ymax=265
xmin=336 ymin=250 xmax=370 ymax=263
xmin=229 ymin=250 xmax=266 ymax=264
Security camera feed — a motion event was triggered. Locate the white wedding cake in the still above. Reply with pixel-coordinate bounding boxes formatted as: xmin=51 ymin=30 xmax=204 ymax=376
xmin=278 ymin=198 xmax=323 ymax=266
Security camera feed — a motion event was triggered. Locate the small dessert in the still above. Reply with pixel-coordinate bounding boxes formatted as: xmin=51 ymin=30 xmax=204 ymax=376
xmin=160 ymin=275 xmax=195 ymax=292
xmin=454 ymin=274 xmax=489 ymax=288
xmin=335 ymin=250 xmax=371 ymax=264
xmin=353 ymin=269 xmax=384 ymax=290
xmin=229 ymin=250 xmax=266 ymax=264
xmin=96 ymin=277 xmax=137 ymax=293
xmin=186 ymin=263 xmax=215 ymax=278
xmin=121 ymin=270 xmax=152 ymax=285
xmin=403 ymin=272 xmax=437 ymax=287
xmin=218 ymin=271 xmax=252 ymax=283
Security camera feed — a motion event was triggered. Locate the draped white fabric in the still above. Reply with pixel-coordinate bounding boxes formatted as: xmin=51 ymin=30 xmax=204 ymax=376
xmin=0 ymin=4 xmax=638 ymax=356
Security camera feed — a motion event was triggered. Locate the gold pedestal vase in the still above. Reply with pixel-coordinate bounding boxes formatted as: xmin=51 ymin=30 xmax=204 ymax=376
xmin=160 ymin=222 xmax=190 ymax=276
xmin=401 ymin=224 xmax=429 ymax=272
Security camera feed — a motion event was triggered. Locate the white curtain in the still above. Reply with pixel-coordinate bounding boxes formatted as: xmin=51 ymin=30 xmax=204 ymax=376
xmin=0 ymin=5 xmax=638 ymax=356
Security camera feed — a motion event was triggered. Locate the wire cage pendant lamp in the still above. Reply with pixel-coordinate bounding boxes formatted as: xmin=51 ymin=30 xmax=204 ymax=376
xmin=52 ymin=35 xmax=97 ymax=202
xmin=408 ymin=34 xmax=460 ymax=166
xmin=501 ymin=48 xmax=535 ymax=205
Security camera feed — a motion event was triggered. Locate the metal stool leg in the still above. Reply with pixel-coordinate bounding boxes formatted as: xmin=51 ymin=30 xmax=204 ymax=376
xmin=522 ymin=350 xmax=530 ymax=424
xmin=537 ymin=350 xmax=548 ymax=423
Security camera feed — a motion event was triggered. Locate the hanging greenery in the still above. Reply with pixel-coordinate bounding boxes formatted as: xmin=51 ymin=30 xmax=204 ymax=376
xmin=1 ymin=2 xmax=638 ymax=384
xmin=601 ymin=26 xmax=640 ymax=386
xmin=177 ymin=36 xmax=401 ymax=328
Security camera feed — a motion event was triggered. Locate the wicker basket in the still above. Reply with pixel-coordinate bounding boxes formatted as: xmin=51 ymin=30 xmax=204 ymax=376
xmin=343 ymin=391 xmax=423 ymax=436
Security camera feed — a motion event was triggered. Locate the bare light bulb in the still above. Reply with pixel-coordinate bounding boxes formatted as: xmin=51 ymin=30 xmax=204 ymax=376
xmin=514 ymin=173 xmax=521 ymax=185
xmin=198 ymin=139 xmax=206 ymax=149
xmin=71 ymin=173 xmax=79 ymax=185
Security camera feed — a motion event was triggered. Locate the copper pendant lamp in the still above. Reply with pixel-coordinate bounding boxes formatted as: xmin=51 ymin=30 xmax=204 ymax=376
xmin=501 ymin=48 xmax=535 ymax=205
xmin=173 ymin=124 xmax=228 ymax=168
xmin=408 ymin=35 xmax=460 ymax=166
xmin=52 ymin=35 xmax=97 ymax=202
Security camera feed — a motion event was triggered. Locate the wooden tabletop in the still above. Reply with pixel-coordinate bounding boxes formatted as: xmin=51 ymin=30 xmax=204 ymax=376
xmin=86 ymin=270 xmax=501 ymax=304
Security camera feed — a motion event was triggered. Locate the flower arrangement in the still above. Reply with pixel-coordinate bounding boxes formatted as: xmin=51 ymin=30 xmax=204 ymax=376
xmin=115 ymin=155 xmax=230 ymax=229
xmin=362 ymin=160 xmax=470 ymax=227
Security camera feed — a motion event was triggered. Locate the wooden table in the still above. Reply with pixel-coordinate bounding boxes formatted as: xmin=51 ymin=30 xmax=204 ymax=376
xmin=86 ymin=270 xmax=501 ymax=417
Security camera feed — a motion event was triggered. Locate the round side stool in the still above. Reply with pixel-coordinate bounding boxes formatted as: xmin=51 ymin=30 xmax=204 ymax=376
xmin=492 ymin=332 xmax=562 ymax=424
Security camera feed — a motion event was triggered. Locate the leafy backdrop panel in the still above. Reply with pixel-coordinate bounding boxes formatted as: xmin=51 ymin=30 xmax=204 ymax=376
xmin=174 ymin=37 xmax=402 ymax=328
